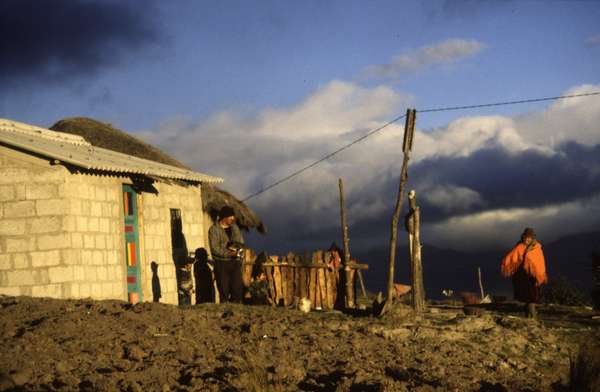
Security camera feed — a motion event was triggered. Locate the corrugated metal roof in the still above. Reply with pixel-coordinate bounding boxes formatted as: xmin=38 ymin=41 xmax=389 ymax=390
xmin=0 ymin=119 xmax=223 ymax=183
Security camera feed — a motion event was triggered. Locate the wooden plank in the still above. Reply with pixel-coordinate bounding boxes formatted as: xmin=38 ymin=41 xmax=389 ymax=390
xmin=287 ymin=256 xmax=295 ymax=305
xmin=333 ymin=266 xmax=339 ymax=308
xmin=280 ymin=256 xmax=288 ymax=306
xmin=314 ymin=251 xmax=322 ymax=309
xmin=282 ymin=256 xmax=289 ymax=306
xmin=293 ymin=255 xmax=301 ymax=299
xmin=324 ymin=252 xmax=333 ymax=309
xmin=273 ymin=257 xmax=282 ymax=305
xmin=316 ymin=251 xmax=327 ymax=310
xmin=299 ymin=267 xmax=307 ymax=299
xmin=309 ymin=252 xmax=317 ymax=308
xmin=242 ymin=248 xmax=255 ymax=288
xmin=264 ymin=264 xmax=276 ymax=306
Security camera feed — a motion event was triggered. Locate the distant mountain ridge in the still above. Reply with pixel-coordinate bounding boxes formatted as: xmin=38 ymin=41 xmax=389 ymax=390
xmin=355 ymin=231 xmax=600 ymax=299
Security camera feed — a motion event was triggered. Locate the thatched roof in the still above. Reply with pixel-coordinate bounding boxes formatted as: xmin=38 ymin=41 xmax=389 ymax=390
xmin=50 ymin=117 xmax=265 ymax=234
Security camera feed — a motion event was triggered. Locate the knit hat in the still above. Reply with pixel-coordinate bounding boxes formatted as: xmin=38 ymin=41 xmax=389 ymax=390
xmin=521 ymin=227 xmax=536 ymax=239
xmin=219 ymin=206 xmax=235 ymax=219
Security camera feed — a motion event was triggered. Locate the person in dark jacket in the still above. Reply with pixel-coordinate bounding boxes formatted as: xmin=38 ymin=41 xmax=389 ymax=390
xmin=209 ymin=206 xmax=244 ymax=303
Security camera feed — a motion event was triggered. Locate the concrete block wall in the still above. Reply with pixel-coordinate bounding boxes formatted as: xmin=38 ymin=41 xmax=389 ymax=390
xmin=1 ymin=146 xmax=209 ymax=305
xmin=141 ymin=182 xmax=205 ymax=305
xmin=58 ymin=173 xmax=126 ymax=300
xmin=0 ymin=146 xmax=126 ymax=300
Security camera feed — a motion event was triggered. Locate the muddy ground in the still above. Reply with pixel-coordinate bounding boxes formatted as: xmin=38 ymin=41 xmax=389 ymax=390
xmin=0 ymin=296 xmax=598 ymax=392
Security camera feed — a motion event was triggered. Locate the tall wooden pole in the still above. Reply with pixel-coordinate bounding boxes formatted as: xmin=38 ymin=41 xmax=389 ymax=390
xmin=384 ymin=109 xmax=416 ymax=310
xmin=409 ymin=192 xmax=425 ymax=312
xmin=339 ymin=178 xmax=354 ymax=308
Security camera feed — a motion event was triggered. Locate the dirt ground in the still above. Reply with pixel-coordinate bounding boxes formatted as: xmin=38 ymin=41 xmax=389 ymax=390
xmin=0 ymin=295 xmax=598 ymax=392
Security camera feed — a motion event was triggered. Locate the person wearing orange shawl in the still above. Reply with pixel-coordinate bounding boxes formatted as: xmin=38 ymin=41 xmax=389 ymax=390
xmin=501 ymin=228 xmax=548 ymax=303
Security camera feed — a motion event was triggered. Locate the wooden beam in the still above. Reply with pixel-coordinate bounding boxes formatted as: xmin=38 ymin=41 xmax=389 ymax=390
xmin=411 ymin=203 xmax=425 ymax=312
xmin=339 ymin=178 xmax=354 ymax=308
xmin=384 ymin=109 xmax=416 ymax=313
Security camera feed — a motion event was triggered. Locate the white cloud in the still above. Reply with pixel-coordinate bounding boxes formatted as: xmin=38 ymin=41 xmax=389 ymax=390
xmin=421 ymin=184 xmax=486 ymax=213
xmin=426 ymin=193 xmax=600 ymax=252
xmin=414 ymin=115 xmax=549 ymax=160
xmin=257 ymin=81 xmax=404 ymax=141
xmin=586 ymin=34 xmax=600 ymax=47
xmin=361 ymin=38 xmax=486 ymax=81
xmin=515 ymin=84 xmax=600 ymax=148
xmin=140 ymin=81 xmax=600 ymax=251
xmin=411 ymin=83 xmax=600 ymax=162
xmin=139 ymin=80 xmax=412 ymax=224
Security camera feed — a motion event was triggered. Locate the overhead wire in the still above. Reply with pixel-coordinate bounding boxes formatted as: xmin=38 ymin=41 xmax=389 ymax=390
xmin=242 ymin=90 xmax=600 ymax=202
xmin=242 ymin=113 xmax=407 ymax=201
xmin=419 ymin=91 xmax=600 ymax=113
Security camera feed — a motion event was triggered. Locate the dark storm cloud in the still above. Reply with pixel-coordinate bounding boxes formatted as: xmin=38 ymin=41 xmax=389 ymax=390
xmin=0 ymin=0 xmax=160 ymax=87
xmin=410 ymin=142 xmax=600 ymax=222
xmin=248 ymin=141 xmax=600 ymax=255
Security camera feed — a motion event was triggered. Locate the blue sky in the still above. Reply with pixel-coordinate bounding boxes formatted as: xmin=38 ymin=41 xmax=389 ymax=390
xmin=3 ymin=1 xmax=599 ymax=130
xmin=1 ymin=0 xmax=600 ymax=260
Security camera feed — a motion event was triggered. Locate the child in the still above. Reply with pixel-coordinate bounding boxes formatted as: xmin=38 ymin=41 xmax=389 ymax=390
xmin=176 ymin=258 xmax=195 ymax=306
xmin=247 ymin=251 xmax=270 ymax=305
xmin=194 ymin=247 xmax=217 ymax=304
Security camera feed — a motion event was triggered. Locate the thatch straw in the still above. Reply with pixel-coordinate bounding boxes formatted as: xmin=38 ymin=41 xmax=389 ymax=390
xmin=202 ymin=183 xmax=266 ymax=234
xmin=51 ymin=117 xmax=189 ymax=169
xmin=50 ymin=117 xmax=265 ymax=233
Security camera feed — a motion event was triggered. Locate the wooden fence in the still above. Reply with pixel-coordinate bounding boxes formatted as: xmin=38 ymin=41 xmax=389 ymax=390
xmin=241 ymin=250 xmax=368 ymax=310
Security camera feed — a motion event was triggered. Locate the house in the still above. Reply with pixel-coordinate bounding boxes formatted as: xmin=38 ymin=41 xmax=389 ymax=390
xmin=0 ymin=117 xmax=263 ymax=305
xmin=48 ymin=117 xmax=266 ymax=254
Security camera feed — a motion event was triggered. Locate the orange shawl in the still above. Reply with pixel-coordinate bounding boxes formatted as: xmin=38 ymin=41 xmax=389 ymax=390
xmin=501 ymin=241 xmax=547 ymax=286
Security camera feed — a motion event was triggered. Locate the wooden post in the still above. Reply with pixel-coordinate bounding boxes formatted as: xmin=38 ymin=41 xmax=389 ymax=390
xmin=477 ymin=267 xmax=485 ymax=300
xmin=356 ymin=270 xmax=368 ymax=300
xmin=384 ymin=109 xmax=416 ymax=313
xmin=339 ymin=178 xmax=354 ymax=309
xmin=410 ymin=195 xmax=425 ymax=312
xmin=407 ymin=190 xmax=416 ymax=265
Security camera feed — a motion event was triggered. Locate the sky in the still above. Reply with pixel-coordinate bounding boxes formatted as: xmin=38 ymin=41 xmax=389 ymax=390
xmin=1 ymin=0 xmax=600 ymax=266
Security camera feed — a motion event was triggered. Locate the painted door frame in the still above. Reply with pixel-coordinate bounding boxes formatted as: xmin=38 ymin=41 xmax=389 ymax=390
xmin=122 ymin=184 xmax=143 ymax=303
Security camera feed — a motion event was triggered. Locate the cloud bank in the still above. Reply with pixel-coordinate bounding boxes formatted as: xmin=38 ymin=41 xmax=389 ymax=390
xmin=142 ymin=80 xmax=600 ymax=253
xmin=360 ymin=38 xmax=486 ymax=81
xmin=0 ymin=0 xmax=161 ymax=89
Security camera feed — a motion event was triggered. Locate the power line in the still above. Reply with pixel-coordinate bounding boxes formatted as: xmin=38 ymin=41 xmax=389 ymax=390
xmin=419 ymin=91 xmax=600 ymax=113
xmin=242 ymin=113 xmax=407 ymax=201
xmin=242 ymin=90 xmax=600 ymax=202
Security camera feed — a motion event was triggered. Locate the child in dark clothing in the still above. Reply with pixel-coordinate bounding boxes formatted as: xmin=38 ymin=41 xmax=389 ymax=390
xmin=247 ymin=251 xmax=270 ymax=305
xmin=194 ymin=248 xmax=217 ymax=304
xmin=177 ymin=258 xmax=195 ymax=306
